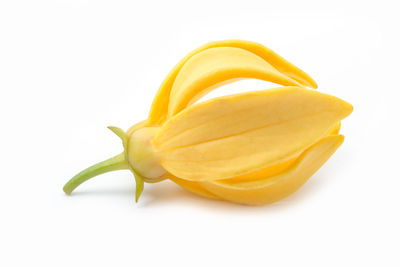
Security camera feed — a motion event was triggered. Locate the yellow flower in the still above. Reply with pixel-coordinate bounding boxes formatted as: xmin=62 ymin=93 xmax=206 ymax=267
xmin=63 ymin=40 xmax=352 ymax=205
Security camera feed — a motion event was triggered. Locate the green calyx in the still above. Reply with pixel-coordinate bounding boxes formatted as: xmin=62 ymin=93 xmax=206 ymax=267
xmin=63 ymin=126 xmax=145 ymax=202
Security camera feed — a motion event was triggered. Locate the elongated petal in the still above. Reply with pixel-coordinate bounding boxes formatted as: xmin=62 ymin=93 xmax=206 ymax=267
xmin=148 ymin=40 xmax=317 ymax=125
xmin=167 ymin=47 xmax=302 ymax=117
xmin=168 ymin=157 xmax=297 ymax=199
xmin=167 ymin=134 xmax=343 ymax=203
xmin=200 ymin=135 xmax=344 ymax=205
xmin=154 ymin=87 xmax=352 ymax=181
xmin=168 ymin=122 xmax=341 ymax=197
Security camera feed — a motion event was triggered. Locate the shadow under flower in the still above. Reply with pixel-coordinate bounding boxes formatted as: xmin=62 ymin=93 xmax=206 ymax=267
xmin=66 ymin=171 xmax=330 ymax=213
xmin=140 ymin=173 xmax=329 ymax=213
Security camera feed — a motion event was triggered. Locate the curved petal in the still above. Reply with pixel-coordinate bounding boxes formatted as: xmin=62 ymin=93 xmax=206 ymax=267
xmin=154 ymin=87 xmax=352 ymax=181
xmin=167 ymin=47 xmax=302 ymax=117
xmin=167 ymin=122 xmax=342 ymax=198
xmin=148 ymin=40 xmax=317 ymax=125
xmin=201 ymin=135 xmax=344 ymax=205
xmin=168 ymin=157 xmax=297 ymax=200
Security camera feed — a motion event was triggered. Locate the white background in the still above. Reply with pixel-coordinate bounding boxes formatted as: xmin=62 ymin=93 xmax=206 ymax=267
xmin=1 ymin=0 xmax=399 ymax=266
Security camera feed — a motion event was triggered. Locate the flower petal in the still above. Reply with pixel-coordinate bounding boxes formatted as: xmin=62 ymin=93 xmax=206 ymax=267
xmin=167 ymin=47 xmax=302 ymax=117
xmin=201 ymin=135 xmax=344 ymax=205
xmin=167 ymin=121 xmax=341 ymax=197
xmin=148 ymin=40 xmax=317 ymax=125
xmin=154 ymin=87 xmax=352 ymax=181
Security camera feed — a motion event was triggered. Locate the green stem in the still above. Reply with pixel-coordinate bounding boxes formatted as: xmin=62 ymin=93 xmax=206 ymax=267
xmin=63 ymin=153 xmax=129 ymax=195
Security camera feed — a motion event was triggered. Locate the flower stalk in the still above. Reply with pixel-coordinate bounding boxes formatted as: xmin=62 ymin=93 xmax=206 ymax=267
xmin=63 ymin=153 xmax=128 ymax=195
